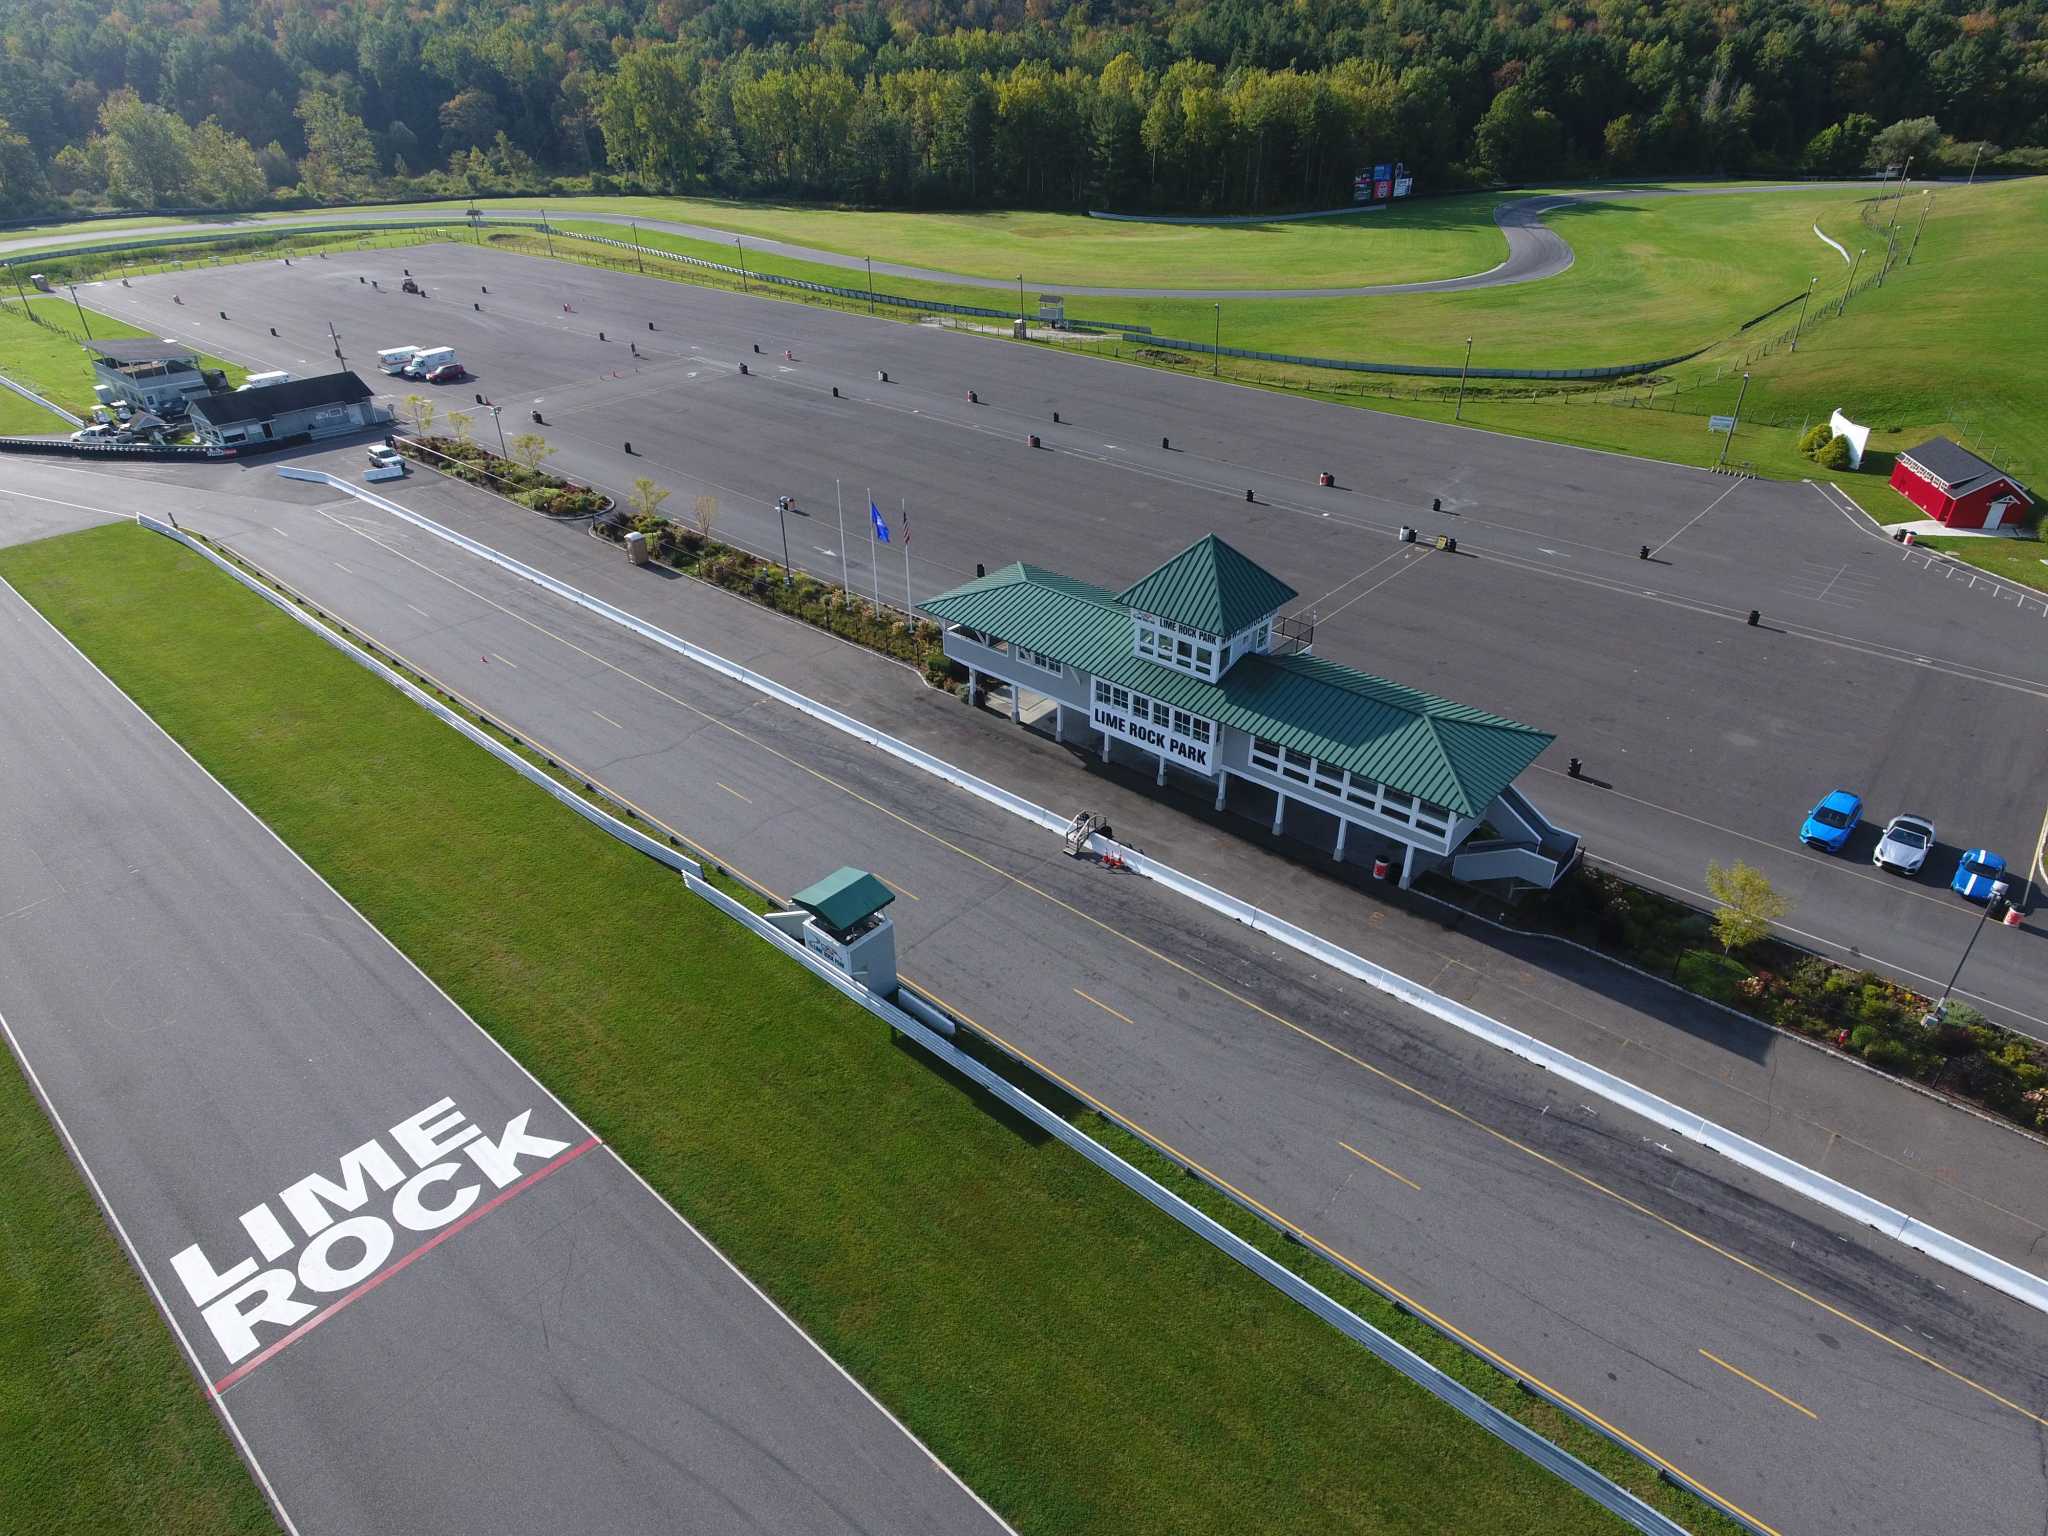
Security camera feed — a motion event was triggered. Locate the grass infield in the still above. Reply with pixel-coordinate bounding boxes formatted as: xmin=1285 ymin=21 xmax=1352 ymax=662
xmin=0 ymin=519 xmax=1752 ymax=1535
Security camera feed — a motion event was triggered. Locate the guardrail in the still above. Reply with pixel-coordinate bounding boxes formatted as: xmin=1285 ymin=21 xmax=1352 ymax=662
xmin=0 ymin=435 xmax=227 ymax=459
xmin=278 ymin=467 xmax=2048 ymax=1320
xmin=0 ymin=368 xmax=84 ymax=427
xmin=135 ymin=504 xmax=1695 ymax=1536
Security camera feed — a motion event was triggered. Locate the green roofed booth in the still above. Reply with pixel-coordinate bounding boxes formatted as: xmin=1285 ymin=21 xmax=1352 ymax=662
xmin=921 ymin=535 xmax=1578 ymax=894
xmin=781 ymin=867 xmax=899 ymax=996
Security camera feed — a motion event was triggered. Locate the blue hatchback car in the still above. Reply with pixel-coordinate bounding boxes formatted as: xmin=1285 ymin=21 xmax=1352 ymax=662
xmin=1952 ymin=849 xmax=2008 ymax=900
xmin=1799 ymin=790 xmax=1863 ymax=853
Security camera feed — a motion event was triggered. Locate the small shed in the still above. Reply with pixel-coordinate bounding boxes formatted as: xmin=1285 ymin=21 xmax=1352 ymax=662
xmin=187 ymin=372 xmax=387 ymax=449
xmin=88 ymin=338 xmax=224 ymax=416
xmin=1890 ymin=438 xmax=2034 ymax=531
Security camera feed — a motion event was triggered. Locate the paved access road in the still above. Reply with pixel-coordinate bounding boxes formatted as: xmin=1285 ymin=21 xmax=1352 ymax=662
xmin=73 ymin=246 xmax=2048 ymax=1037
xmin=0 ymin=181 xmax=1895 ymax=300
xmin=16 ymin=456 xmax=2045 ymax=1536
xmin=0 ymin=553 xmax=1007 ymax=1535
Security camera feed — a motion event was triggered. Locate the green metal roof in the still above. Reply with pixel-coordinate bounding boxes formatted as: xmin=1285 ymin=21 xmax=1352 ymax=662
xmin=791 ymin=867 xmax=895 ymax=935
xmin=922 ymin=563 xmax=1552 ymax=817
xmin=1114 ymin=535 xmax=1299 ymax=637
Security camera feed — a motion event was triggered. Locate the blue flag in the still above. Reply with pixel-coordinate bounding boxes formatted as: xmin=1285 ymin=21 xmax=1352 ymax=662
xmin=870 ymin=501 xmax=890 ymax=544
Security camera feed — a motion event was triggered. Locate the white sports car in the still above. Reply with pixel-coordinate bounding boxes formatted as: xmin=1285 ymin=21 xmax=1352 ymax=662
xmin=1872 ymin=814 xmax=1935 ymax=875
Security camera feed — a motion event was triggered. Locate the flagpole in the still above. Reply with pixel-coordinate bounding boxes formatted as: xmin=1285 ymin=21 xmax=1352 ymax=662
xmin=835 ymin=479 xmax=850 ymax=594
xmin=867 ymin=486 xmax=881 ymax=610
xmin=901 ymin=496 xmax=912 ymax=613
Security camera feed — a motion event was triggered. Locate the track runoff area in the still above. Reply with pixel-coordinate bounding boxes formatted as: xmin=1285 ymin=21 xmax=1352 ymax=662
xmin=79 ymin=242 xmax=2048 ymax=1035
xmin=0 ymin=573 xmax=1007 ymax=1532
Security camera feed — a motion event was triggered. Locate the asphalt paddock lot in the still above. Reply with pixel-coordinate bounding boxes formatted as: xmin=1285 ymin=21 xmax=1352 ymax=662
xmin=81 ymin=245 xmax=2048 ymax=1027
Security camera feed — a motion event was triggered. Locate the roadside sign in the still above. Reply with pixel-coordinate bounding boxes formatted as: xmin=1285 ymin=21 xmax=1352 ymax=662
xmin=1708 ymin=415 xmax=1737 ymax=432
xmin=1038 ymin=294 xmax=1064 ymax=326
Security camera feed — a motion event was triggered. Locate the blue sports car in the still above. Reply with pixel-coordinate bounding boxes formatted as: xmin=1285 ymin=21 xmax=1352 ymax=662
xmin=1952 ymin=849 xmax=2009 ymax=901
xmin=1799 ymin=790 xmax=1863 ymax=854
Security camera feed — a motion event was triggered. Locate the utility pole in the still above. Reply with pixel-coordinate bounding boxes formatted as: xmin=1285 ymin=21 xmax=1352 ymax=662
xmin=901 ymin=496 xmax=912 ymax=612
xmin=488 ymin=404 xmax=508 ymax=460
xmin=1716 ymin=371 xmax=1750 ymax=469
xmin=630 ymin=221 xmax=644 ymax=273
xmin=865 ymin=256 xmax=875 ymax=316
xmin=8 ymin=263 xmax=27 ymax=304
xmin=1922 ymin=879 xmax=2010 ymax=1027
xmin=1968 ymin=142 xmax=1984 ymax=186
xmin=327 ymin=321 xmax=346 ymax=373
xmin=1017 ymin=274 xmax=1025 ymax=324
xmin=1212 ymin=303 xmax=1220 ymax=377
xmin=735 ymin=238 xmax=748 ymax=294
xmin=1907 ymin=192 xmax=1933 ymax=265
xmin=541 ymin=211 xmax=556 ymax=260
xmin=774 ymin=496 xmax=794 ymax=582
xmin=835 ymin=480 xmax=851 ymax=593
xmin=1842 ymin=247 xmax=1865 ymax=311
xmin=1792 ymin=275 xmax=1817 ymax=351
xmin=67 ymin=284 xmax=93 ymax=339
xmin=1455 ymin=336 xmax=1473 ymax=421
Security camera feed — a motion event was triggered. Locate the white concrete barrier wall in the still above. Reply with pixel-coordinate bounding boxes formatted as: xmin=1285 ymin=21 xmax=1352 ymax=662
xmin=273 ymin=471 xmax=2048 ymax=1319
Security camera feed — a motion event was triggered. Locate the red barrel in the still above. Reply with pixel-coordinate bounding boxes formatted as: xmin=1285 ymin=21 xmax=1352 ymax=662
xmin=1372 ymin=857 xmax=1390 ymax=880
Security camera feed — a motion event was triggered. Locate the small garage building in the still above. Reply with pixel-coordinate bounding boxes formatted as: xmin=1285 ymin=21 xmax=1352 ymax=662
xmin=1890 ymin=438 xmax=2034 ymax=530
xmin=187 ymin=372 xmax=387 ymax=449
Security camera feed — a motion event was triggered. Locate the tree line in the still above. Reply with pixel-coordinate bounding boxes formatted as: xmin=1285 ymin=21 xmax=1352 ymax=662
xmin=1 ymin=0 xmax=2042 ymax=221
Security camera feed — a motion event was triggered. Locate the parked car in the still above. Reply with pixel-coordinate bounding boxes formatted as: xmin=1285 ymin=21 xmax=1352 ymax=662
xmin=426 ymin=361 xmax=466 ymax=384
xmin=1951 ymin=849 xmax=2008 ymax=901
xmin=367 ymin=444 xmax=404 ymax=468
xmin=69 ymin=424 xmax=115 ymax=442
xmin=400 ymin=278 xmax=421 ymax=295
xmin=1799 ymin=789 xmax=1863 ymax=853
xmin=1872 ymin=814 xmax=1936 ymax=875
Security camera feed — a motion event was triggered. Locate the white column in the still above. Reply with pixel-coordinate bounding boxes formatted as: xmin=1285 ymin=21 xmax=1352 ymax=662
xmin=1054 ymin=703 xmax=1065 ymax=742
xmin=1009 ymin=688 xmax=1020 ymax=723
xmin=1100 ymin=731 xmax=1111 ymax=764
xmin=967 ymin=666 xmax=978 ymax=706
xmin=1271 ymin=790 xmax=1286 ymax=836
xmin=1334 ymin=817 xmax=1348 ymax=862
xmin=1155 ymin=753 xmax=1167 ymax=786
xmin=1400 ymin=844 xmax=1417 ymax=888
xmin=1214 ymin=770 xmax=1229 ymax=811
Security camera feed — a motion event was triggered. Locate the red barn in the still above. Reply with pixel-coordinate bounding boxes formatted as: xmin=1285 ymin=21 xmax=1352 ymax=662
xmin=1890 ymin=438 xmax=2034 ymax=530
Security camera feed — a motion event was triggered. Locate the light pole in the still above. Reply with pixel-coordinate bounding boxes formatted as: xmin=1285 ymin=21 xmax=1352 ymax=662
xmin=1922 ymin=880 xmax=2011 ymax=1027
xmin=1212 ymin=303 xmax=1220 ymax=376
xmin=1017 ymin=274 xmax=1025 ymax=324
xmin=774 ymin=496 xmax=794 ymax=582
xmin=1907 ymin=191 xmax=1932 ymax=266
xmin=866 ymin=256 xmax=875 ymax=315
xmin=7 ymin=263 xmax=25 ymax=305
xmin=1455 ymin=336 xmax=1473 ymax=421
xmin=1968 ymin=142 xmax=1984 ymax=186
xmin=735 ymin=238 xmax=748 ymax=293
xmin=66 ymin=284 xmax=93 ymax=340
xmin=1792 ymin=275 xmax=1817 ymax=351
xmin=541 ymin=211 xmax=556 ymax=260
xmin=488 ymin=404 xmax=508 ymax=460
xmin=1715 ymin=371 xmax=1750 ymax=468
xmin=630 ymin=221 xmax=644 ymax=273
xmin=1842 ymin=247 xmax=1865 ymax=311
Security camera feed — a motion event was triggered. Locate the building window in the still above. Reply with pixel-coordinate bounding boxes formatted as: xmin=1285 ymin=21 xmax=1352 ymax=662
xmin=1250 ymin=736 xmax=1283 ymax=772
xmin=1015 ymin=645 xmax=1061 ymax=675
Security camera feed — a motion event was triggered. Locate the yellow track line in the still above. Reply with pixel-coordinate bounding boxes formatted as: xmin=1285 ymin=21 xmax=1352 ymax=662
xmin=1074 ymin=988 xmax=1135 ymax=1027
xmin=1339 ymin=1139 xmax=1420 ymax=1191
xmin=1700 ymin=1350 xmax=1819 ymax=1421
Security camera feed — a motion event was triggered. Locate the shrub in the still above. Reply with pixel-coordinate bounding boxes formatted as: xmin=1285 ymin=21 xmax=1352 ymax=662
xmin=1815 ymin=434 xmax=1853 ymax=471
xmin=1797 ymin=423 xmax=1831 ymax=456
xmin=1863 ymin=1037 xmax=1911 ymax=1071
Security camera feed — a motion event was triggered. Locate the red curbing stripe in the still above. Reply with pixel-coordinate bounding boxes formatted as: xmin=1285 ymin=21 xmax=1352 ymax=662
xmin=212 ymin=1135 xmax=601 ymax=1394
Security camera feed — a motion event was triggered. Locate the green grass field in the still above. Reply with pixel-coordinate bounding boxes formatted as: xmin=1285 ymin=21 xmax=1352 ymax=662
xmin=0 ymin=294 xmax=246 ymax=432
xmin=0 ymin=1005 xmax=277 ymax=1534
xmin=0 ymin=519 xmax=1747 ymax=1536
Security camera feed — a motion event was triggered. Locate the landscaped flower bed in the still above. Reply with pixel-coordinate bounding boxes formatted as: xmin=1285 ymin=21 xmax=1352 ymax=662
xmin=595 ymin=510 xmax=957 ymax=686
xmin=1534 ymin=863 xmax=2048 ymax=1133
xmin=396 ymin=434 xmax=610 ymax=517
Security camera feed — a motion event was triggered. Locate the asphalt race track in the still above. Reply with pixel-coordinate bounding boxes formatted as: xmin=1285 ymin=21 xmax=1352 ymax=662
xmin=0 ymin=566 xmax=1009 ymax=1535
xmin=75 ymin=244 xmax=2048 ymax=1037
xmin=9 ymin=454 xmax=2047 ymax=1536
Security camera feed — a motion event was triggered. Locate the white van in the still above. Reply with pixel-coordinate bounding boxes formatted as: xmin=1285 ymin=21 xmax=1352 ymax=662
xmin=377 ymin=346 xmax=422 ymax=375
xmin=404 ymin=346 xmax=457 ymax=379
xmin=236 ymin=370 xmax=293 ymax=392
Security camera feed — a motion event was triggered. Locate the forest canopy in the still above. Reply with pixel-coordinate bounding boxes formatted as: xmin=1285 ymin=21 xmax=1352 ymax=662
xmin=0 ymin=0 xmax=2041 ymax=220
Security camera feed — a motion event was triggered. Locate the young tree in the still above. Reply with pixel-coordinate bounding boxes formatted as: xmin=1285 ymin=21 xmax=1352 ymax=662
xmin=507 ymin=432 xmax=551 ymax=472
xmin=692 ymin=494 xmax=717 ymax=537
xmin=446 ymin=410 xmax=473 ymax=443
xmin=629 ymin=476 xmax=671 ymax=520
xmin=403 ymin=394 xmax=435 ymax=434
xmin=1705 ymin=860 xmax=1789 ymax=953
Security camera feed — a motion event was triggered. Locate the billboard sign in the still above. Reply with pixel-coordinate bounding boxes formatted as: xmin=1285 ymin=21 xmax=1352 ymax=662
xmin=1353 ymin=170 xmax=1374 ymax=203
